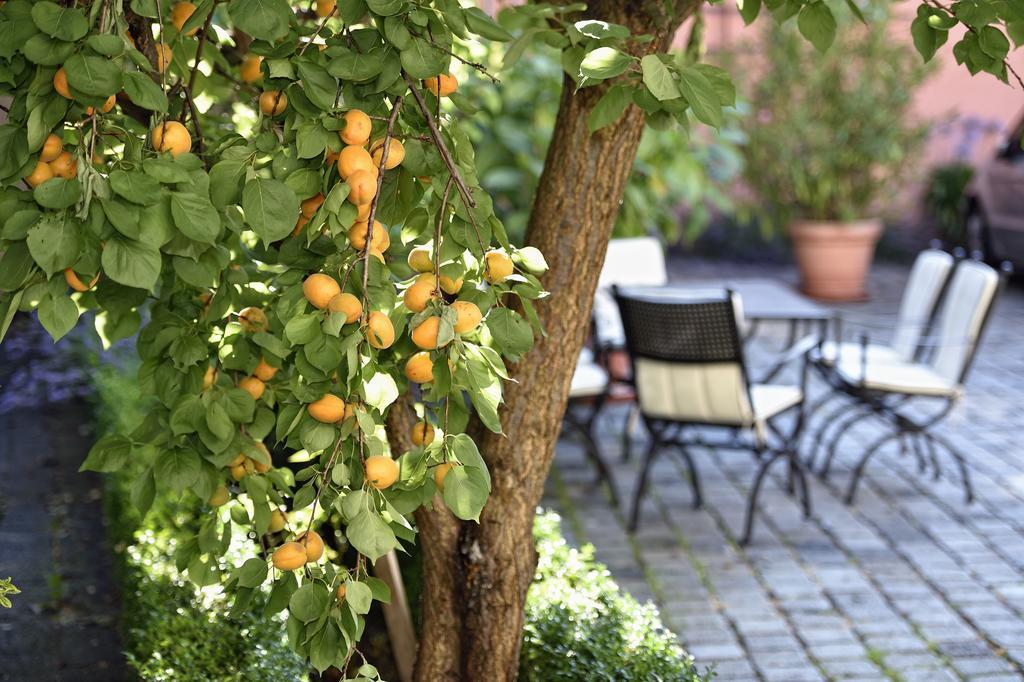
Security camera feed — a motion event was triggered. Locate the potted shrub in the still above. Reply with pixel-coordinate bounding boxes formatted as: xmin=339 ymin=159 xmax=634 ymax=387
xmin=740 ymin=12 xmax=929 ymax=300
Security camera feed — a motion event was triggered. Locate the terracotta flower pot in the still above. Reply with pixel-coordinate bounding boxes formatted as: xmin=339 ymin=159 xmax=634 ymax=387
xmin=789 ymin=219 xmax=882 ymax=301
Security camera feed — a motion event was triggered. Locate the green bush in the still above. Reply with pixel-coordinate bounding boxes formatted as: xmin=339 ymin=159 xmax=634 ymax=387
xmin=91 ymin=357 xmax=307 ymax=682
xmin=520 ymin=513 xmax=708 ymax=682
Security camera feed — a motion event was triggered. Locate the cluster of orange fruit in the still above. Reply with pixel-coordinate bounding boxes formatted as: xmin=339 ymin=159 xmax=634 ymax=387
xmin=25 ymin=132 xmax=79 ymax=187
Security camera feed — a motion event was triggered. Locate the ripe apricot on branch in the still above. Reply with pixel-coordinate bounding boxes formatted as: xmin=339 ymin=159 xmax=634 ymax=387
xmin=64 ymin=268 xmax=99 ymax=292
xmin=238 ymin=306 xmax=269 ymax=332
xmin=407 ymin=246 xmax=433 ymax=273
xmin=403 ymin=274 xmax=437 ymax=313
xmin=25 ymin=161 xmax=54 ymax=187
xmin=156 ymin=44 xmax=172 ymax=73
xmin=366 ymin=311 xmax=395 ymax=349
xmin=346 ymin=169 xmax=377 ymax=205
xmin=303 ymin=273 xmax=341 ymax=309
xmin=405 ymin=352 xmax=434 ymax=384
xmin=171 ymin=2 xmax=197 ymax=35
xmin=424 ymin=73 xmax=458 ymax=97
xmin=272 ymin=542 xmax=307 ymax=571
xmin=253 ymin=357 xmax=278 ymax=381
xmin=308 ymin=394 xmax=345 ymax=423
xmin=240 ymin=55 xmax=263 ymax=83
xmin=365 ymin=455 xmax=399 ymax=490
xmin=439 ymin=275 xmax=463 ymax=294
xmin=268 ymin=509 xmax=287 ymax=533
xmin=355 ymin=202 xmax=372 ymax=221
xmin=336 ymin=584 xmax=346 ymax=602
xmin=348 ymin=220 xmax=388 ymax=251
xmin=40 ymin=134 xmax=63 ymax=163
xmin=411 ymin=316 xmax=443 ymax=350
xmin=300 ymin=193 xmax=324 ymax=218
xmin=53 ymin=67 xmax=72 ymax=99
xmin=452 ymin=301 xmax=482 ymax=334
xmin=49 ymin=151 xmax=77 ymax=179
xmin=328 ymin=292 xmax=361 ymax=324
xmin=434 ymin=461 xmax=453 ymax=490
xmin=369 ymin=138 xmax=405 ymax=170
xmin=337 ymin=145 xmax=374 ymax=180
xmin=85 ymin=95 xmax=116 ymax=116
xmin=412 ymin=422 xmax=435 ymax=447
xmin=239 ymin=376 xmax=265 ymax=400
xmin=341 ymin=109 xmax=372 ymax=146
xmin=151 ymin=120 xmax=192 ymax=158
xmin=202 ymin=365 xmax=217 ymax=390
xmin=484 ymin=250 xmax=514 ymax=284
xmin=260 ymin=90 xmax=288 ymax=116
xmin=208 ymin=484 xmax=230 ymax=506
xmin=315 ymin=0 xmax=335 ymax=17
xmin=297 ymin=530 xmax=324 ymax=562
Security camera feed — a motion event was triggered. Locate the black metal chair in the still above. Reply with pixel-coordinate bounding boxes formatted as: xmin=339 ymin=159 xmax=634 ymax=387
xmin=813 ymin=258 xmax=1011 ymax=504
xmin=563 ymin=348 xmax=620 ymax=506
xmin=613 ymin=286 xmax=814 ymax=545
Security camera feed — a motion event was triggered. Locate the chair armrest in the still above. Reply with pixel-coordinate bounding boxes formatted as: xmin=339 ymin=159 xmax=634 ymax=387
xmin=832 ymin=311 xmax=931 ymax=333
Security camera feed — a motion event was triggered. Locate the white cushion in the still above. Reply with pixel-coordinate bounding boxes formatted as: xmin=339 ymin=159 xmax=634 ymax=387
xmin=634 ymin=359 xmax=752 ymax=424
xmin=836 ymin=356 xmax=958 ymax=397
xmin=890 ymin=250 xmax=954 ymax=359
xmin=592 ymin=237 xmax=667 ymax=348
xmin=569 ymin=357 xmax=609 ymax=398
xmin=750 ymin=384 xmax=803 ymax=421
xmin=816 ymin=341 xmax=904 ymax=368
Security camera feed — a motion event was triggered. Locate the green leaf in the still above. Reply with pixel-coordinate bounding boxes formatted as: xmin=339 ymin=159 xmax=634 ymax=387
xmin=209 ymin=159 xmax=247 ymax=208
xmin=31 ymin=1 xmax=88 ymax=41
xmin=797 ymin=1 xmax=836 ymax=53
xmin=442 ymin=465 xmax=490 ymax=521
xmin=237 ymin=558 xmax=269 ymax=588
xmin=243 ymin=178 xmax=299 ymax=243
xmin=37 ymin=294 xmax=78 ymax=341
xmin=102 ymin=236 xmax=162 ymax=290
xmin=640 ymin=55 xmax=680 ymax=101
xmin=978 ymin=25 xmax=1010 ymax=60
xmin=580 ymin=47 xmax=633 ymax=79
xmin=289 ymin=582 xmax=329 ymax=622
xmin=130 ymin=468 xmax=156 ymax=516
xmin=155 ymin=449 xmax=202 ymax=491
xmin=912 ymin=13 xmax=945 ymax=62
xmin=110 ymin=170 xmax=161 ymax=205
xmin=678 ymin=66 xmax=723 ymax=128
xmin=588 ymin=83 xmax=634 ymax=132
xmin=123 ymin=72 xmax=168 ymax=112
xmin=329 ymin=47 xmax=386 ymax=81
xmin=143 ymin=157 xmax=192 ymax=184
xmin=227 ymin=0 xmax=291 ymax=42
xmin=485 ymin=308 xmax=533 ymax=358
xmin=170 ymin=191 xmax=221 ymax=243
xmin=27 ymin=212 xmax=80 ymax=276
xmin=737 ymin=0 xmax=761 ymax=25
xmin=346 ymin=510 xmax=397 ymax=562
xmin=463 ymin=7 xmax=513 ymax=41
xmin=23 ymin=34 xmax=76 ymax=66
xmin=0 ymin=242 xmax=35 ymax=291
xmin=33 ymin=177 xmax=81 ymax=209
xmin=80 ymin=434 xmax=132 ymax=472
xmin=64 ymin=53 xmax=122 ymax=97
xmin=87 ymin=34 xmax=125 ymax=57
xmin=344 ymin=580 xmax=373 ymax=614
xmin=399 ymin=38 xmax=447 ymax=80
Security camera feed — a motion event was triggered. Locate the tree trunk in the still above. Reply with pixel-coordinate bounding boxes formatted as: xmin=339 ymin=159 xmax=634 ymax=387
xmin=411 ymin=2 xmax=701 ymax=680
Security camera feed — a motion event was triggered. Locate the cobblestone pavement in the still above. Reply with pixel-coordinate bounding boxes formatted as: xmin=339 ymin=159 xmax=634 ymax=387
xmin=546 ymin=258 xmax=1024 ymax=682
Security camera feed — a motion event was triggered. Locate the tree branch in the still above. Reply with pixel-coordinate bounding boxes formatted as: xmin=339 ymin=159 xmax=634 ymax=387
xmin=361 ymin=96 xmax=405 ymax=302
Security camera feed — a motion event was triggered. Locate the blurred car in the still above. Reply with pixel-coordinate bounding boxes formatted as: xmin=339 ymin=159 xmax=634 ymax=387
xmin=963 ymin=115 xmax=1024 ymax=267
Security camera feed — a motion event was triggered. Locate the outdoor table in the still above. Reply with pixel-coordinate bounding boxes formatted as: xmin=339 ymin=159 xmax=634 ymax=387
xmin=653 ymin=278 xmax=831 ymax=382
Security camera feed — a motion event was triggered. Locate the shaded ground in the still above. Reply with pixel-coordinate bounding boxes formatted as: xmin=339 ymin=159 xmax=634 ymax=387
xmin=0 ymin=318 xmax=128 ymax=681
xmin=548 ymin=257 xmax=1024 ymax=682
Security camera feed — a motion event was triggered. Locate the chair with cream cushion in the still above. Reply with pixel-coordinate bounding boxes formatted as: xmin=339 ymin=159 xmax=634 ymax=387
xmin=817 ymin=258 xmax=1008 ymax=505
xmin=613 ymin=285 xmax=813 ymax=545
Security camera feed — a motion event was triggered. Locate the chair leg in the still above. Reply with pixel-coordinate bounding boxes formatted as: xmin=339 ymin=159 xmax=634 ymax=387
xmin=926 ymin=433 xmax=974 ymax=504
xmin=628 ymin=436 xmax=661 ymax=531
xmin=577 ymin=417 xmax=620 ymax=508
xmin=906 ymin=433 xmax=928 ymax=474
xmin=922 ymin=434 xmax=943 ymax=481
xmin=621 ymin=402 xmax=640 ymax=463
xmin=844 ymin=431 xmax=901 ymax=505
xmin=673 ymin=444 xmax=703 ymax=509
xmin=819 ymin=408 xmax=875 ymax=480
xmin=805 ymin=398 xmax=850 ymax=467
xmin=740 ymin=450 xmax=786 ymax=546
xmin=791 ymin=450 xmax=813 ymax=519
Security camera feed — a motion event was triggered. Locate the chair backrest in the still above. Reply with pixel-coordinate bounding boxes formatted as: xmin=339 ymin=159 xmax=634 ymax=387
xmin=591 ymin=237 xmax=668 ymax=349
xmin=927 ymin=259 xmax=1001 ymax=386
xmin=890 ymin=249 xmax=955 ymax=361
xmin=613 ymin=286 xmax=755 ymax=426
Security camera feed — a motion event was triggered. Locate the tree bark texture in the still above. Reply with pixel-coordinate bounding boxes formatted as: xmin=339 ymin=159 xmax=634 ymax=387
xmin=411 ymin=2 xmax=703 ymax=681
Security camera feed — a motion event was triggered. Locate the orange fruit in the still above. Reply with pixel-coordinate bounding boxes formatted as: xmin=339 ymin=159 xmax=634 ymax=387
xmin=252 ymin=442 xmax=272 ymax=473
xmin=365 ymin=311 xmax=394 ymax=349
xmin=272 ymin=542 xmax=307 ymax=570
xmin=300 ymin=193 xmax=324 ymax=218
xmin=403 ymin=274 xmax=437 ymax=313
xmin=328 ymin=292 xmax=361 ymax=324
xmin=49 ymin=151 xmax=77 ymax=179
xmin=369 ymin=137 xmax=405 ymax=170
xmin=238 ymin=306 xmax=269 ymax=332
xmin=336 ymin=583 xmax=346 ymax=602
xmin=405 ymin=351 xmax=434 ymax=384
xmin=412 ymin=422 xmax=435 ymax=447
xmin=341 ymin=109 xmax=371 ymax=146
xmin=156 ymin=43 xmax=172 ymax=73
xmin=202 ymin=365 xmax=216 ymax=390
xmin=452 ymin=300 xmax=482 ymax=334
xmin=260 ymin=90 xmax=287 ymax=116
xmin=337 ymin=144 xmax=374 ymax=180
xmin=407 ymin=246 xmax=433 ymax=273
xmin=239 ymin=376 xmax=265 ymax=400
xmin=308 ymin=394 xmax=345 ymax=423
xmin=208 ymin=484 xmax=230 ymax=506
xmin=230 ymin=463 xmax=248 ymax=480
xmin=240 ymin=55 xmax=263 ymax=83
xmin=355 ymin=202 xmax=372 ymax=221
xmin=297 ymin=530 xmax=324 ymax=562
xmin=484 ymin=250 xmax=514 ymax=284
xmin=302 ymin=273 xmax=341 ymax=309
xmin=439 ymin=275 xmax=463 ymax=294
xmin=346 ymin=169 xmax=377 ymax=205
xmin=151 ymin=120 xmax=192 ymax=157
xmin=424 ymin=73 xmax=458 ymax=97
xmin=347 ymin=220 xmax=387 ymax=251
xmin=25 ymin=160 xmax=54 ymax=187
xmin=364 ymin=455 xmax=399 ymax=490
xmin=433 ymin=461 xmax=453 ymax=490
xmin=64 ymin=268 xmax=99 ymax=292
xmin=315 ymin=0 xmax=335 ymax=17
xmin=171 ymin=1 xmax=197 ymax=35
xmin=268 ymin=509 xmax=286 ymax=533
xmin=53 ymin=67 xmax=72 ymax=99
xmin=85 ymin=94 xmax=116 ymax=116
xmin=40 ymin=134 xmax=63 ymax=163
xmin=253 ymin=357 xmax=278 ymax=381
xmin=411 ymin=316 xmax=442 ymax=350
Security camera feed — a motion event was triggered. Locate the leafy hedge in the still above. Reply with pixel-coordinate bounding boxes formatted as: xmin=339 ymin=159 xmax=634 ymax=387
xmin=92 ymin=355 xmax=702 ymax=681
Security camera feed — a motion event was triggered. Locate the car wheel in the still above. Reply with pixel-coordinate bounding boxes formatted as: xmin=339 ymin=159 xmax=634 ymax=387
xmin=965 ymin=209 xmax=993 ymax=263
